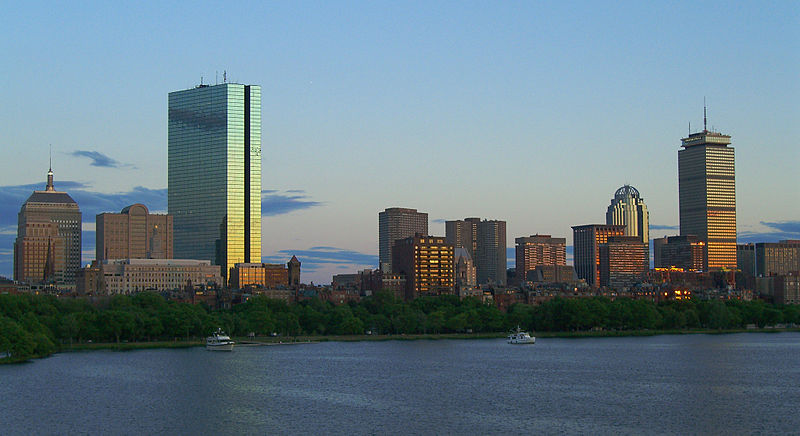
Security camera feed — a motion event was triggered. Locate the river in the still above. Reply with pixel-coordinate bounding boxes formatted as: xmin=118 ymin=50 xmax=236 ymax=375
xmin=2 ymin=333 xmax=799 ymax=435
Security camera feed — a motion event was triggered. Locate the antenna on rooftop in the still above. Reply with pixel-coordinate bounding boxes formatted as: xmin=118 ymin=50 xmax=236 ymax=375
xmin=689 ymin=121 xmax=691 ymax=135
xmin=703 ymin=97 xmax=707 ymax=132
xmin=201 ymin=76 xmax=204 ymax=86
xmin=216 ymin=71 xmax=219 ymax=85
xmin=49 ymin=144 xmax=52 ymax=171
xmin=223 ymin=70 xmax=227 ymax=83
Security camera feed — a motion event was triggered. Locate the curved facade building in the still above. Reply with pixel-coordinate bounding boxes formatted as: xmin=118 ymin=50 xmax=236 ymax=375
xmin=606 ymin=185 xmax=649 ymax=264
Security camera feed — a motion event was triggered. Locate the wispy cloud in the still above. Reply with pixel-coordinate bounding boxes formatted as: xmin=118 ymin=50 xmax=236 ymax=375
xmin=72 ymin=150 xmax=135 ymax=169
xmin=261 ymin=190 xmax=323 ymax=216
xmin=262 ymin=247 xmax=376 ymax=275
xmin=738 ymin=220 xmax=800 ymax=243
xmin=650 ymin=224 xmax=679 ymax=230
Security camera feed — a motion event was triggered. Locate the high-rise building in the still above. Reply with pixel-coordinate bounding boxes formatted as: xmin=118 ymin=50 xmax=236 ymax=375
xmin=515 ymin=234 xmax=566 ymax=283
xmin=288 ymin=255 xmax=301 ymax=289
xmin=679 ymin=115 xmax=736 ymax=270
xmin=446 ymin=218 xmax=506 ymax=286
xmin=755 ymin=240 xmax=800 ymax=277
xmin=599 ymin=236 xmax=648 ymax=289
xmin=392 ymin=234 xmax=454 ymax=300
xmin=13 ymin=167 xmax=81 ymax=287
xmin=655 ymin=235 xmax=706 ymax=271
xmin=606 ymin=185 xmax=649 ymax=265
xmin=378 ymin=208 xmax=427 ymax=273
xmin=476 ymin=220 xmax=506 ymax=286
xmin=572 ymin=224 xmax=626 ymax=287
xmin=445 ymin=218 xmax=480 ymax=260
xmin=168 ymin=83 xmax=262 ymax=281
xmin=737 ymin=243 xmax=756 ymax=277
xmin=96 ymin=204 xmax=173 ymax=261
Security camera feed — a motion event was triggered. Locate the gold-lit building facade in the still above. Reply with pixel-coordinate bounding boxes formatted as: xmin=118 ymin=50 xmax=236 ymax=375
xmin=572 ymin=224 xmax=626 ymax=287
xmin=229 ymin=262 xmax=291 ymax=289
xmin=599 ymin=236 xmax=649 ymax=289
xmin=679 ymin=128 xmax=736 ymax=269
xmin=515 ymin=234 xmax=566 ymax=283
xmin=393 ymin=234 xmax=455 ymax=300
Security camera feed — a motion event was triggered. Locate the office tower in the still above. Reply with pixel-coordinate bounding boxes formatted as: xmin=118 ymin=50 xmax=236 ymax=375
xmin=755 ymin=240 xmax=800 ymax=276
xmin=515 ymin=234 xmax=567 ymax=283
xmin=446 ymin=218 xmax=507 ymax=286
xmin=14 ymin=167 xmax=81 ymax=287
xmin=679 ymin=113 xmax=736 ymax=269
xmin=655 ymin=235 xmax=706 ymax=271
xmin=454 ymin=247 xmax=476 ymax=293
xmin=445 ymin=218 xmax=480 ymax=260
xmin=572 ymin=224 xmax=625 ymax=287
xmin=96 ymin=204 xmax=173 ymax=261
xmin=392 ymin=234 xmax=454 ymax=300
xmin=599 ymin=236 xmax=648 ymax=289
xmin=378 ymin=208 xmax=427 ymax=273
xmin=606 ymin=185 xmax=649 ymax=265
xmin=288 ymin=255 xmax=301 ymax=289
xmin=476 ymin=220 xmax=507 ymax=286
xmin=168 ymin=83 xmax=261 ymax=281
xmin=737 ymin=243 xmax=756 ymax=277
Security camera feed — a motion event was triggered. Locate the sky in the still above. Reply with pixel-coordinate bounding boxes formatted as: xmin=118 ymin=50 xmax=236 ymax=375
xmin=1 ymin=1 xmax=798 ymax=284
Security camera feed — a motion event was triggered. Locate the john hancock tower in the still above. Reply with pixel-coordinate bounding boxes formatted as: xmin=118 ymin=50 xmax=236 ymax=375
xmin=168 ymin=82 xmax=262 ymax=282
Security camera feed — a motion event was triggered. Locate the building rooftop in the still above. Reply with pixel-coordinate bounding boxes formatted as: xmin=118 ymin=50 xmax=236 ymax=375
xmin=681 ymin=130 xmax=731 ymax=148
xmin=25 ymin=190 xmax=77 ymax=205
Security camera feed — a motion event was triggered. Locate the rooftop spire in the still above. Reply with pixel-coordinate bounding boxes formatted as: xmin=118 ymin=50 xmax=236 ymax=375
xmin=703 ymin=97 xmax=707 ymax=132
xmin=46 ymin=145 xmax=55 ymax=191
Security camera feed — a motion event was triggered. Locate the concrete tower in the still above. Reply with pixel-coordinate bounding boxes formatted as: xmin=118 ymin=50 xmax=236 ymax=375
xmin=678 ymin=109 xmax=736 ymax=270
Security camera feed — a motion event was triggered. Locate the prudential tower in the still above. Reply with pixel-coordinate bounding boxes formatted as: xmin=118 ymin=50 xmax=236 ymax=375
xmin=678 ymin=108 xmax=736 ymax=270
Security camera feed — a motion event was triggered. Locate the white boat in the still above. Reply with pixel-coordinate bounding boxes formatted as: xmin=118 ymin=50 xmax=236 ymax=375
xmin=206 ymin=328 xmax=235 ymax=351
xmin=507 ymin=327 xmax=535 ymax=345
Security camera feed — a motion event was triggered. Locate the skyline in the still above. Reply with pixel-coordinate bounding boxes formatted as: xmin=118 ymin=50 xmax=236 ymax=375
xmin=1 ymin=1 xmax=798 ymax=283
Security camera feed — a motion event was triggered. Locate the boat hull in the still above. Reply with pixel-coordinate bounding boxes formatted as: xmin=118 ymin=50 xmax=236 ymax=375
xmin=206 ymin=342 xmax=234 ymax=351
xmin=507 ymin=338 xmax=535 ymax=345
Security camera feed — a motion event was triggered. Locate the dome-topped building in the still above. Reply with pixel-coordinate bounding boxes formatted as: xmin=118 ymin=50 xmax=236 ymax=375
xmin=13 ymin=167 xmax=82 ymax=287
xmin=606 ymin=184 xmax=649 ymax=263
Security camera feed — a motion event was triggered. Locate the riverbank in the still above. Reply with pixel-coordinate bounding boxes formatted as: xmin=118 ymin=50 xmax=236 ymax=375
xmin=4 ymin=327 xmax=799 ymax=364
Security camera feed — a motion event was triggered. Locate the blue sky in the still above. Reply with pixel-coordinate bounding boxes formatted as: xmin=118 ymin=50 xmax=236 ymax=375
xmin=1 ymin=1 xmax=798 ymax=283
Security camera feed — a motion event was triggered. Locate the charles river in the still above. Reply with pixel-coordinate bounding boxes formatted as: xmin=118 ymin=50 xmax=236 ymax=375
xmin=3 ymin=333 xmax=799 ymax=435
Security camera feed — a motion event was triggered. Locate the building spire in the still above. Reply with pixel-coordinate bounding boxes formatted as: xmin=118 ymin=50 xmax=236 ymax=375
xmin=46 ymin=145 xmax=55 ymax=191
xmin=703 ymin=97 xmax=707 ymax=132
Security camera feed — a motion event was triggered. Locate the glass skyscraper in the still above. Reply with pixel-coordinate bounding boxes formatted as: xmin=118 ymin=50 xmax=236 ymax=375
xmin=168 ymin=83 xmax=261 ymax=281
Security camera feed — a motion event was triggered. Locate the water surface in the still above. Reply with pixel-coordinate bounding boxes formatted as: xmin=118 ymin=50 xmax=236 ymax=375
xmin=2 ymin=333 xmax=798 ymax=435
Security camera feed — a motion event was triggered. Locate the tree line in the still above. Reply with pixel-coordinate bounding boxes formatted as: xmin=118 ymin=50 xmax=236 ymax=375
xmin=1 ymin=291 xmax=798 ymax=361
